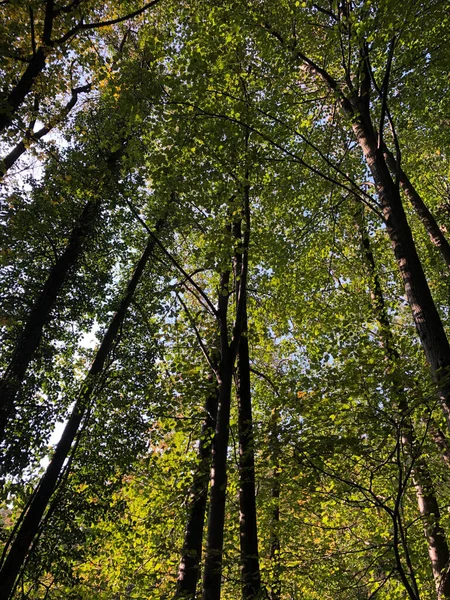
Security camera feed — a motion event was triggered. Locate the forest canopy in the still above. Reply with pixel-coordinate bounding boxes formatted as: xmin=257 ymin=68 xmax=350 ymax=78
xmin=1 ymin=0 xmax=450 ymax=599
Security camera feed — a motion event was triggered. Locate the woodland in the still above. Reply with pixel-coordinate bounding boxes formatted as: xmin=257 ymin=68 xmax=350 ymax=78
xmin=0 ymin=0 xmax=450 ymax=599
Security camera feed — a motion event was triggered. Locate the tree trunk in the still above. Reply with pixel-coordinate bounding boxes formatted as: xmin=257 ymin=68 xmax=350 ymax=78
xmin=268 ymin=407 xmax=281 ymax=600
xmin=0 ymin=84 xmax=91 ymax=178
xmin=383 ymin=148 xmax=450 ymax=272
xmin=201 ymin=351 xmax=233 ymax=600
xmin=411 ymin=449 xmax=450 ymax=599
xmin=236 ymin=313 xmax=261 ymax=600
xmin=352 ymin=116 xmax=450 ymax=433
xmin=202 ymin=145 xmax=250 ymax=600
xmin=0 ymin=47 xmax=47 ymax=134
xmin=0 ymin=228 xmax=161 ymax=599
xmin=174 ymin=376 xmax=219 ymax=599
xmin=358 ymin=209 xmax=450 ymax=599
xmin=201 ymin=268 xmax=234 ymax=600
xmin=0 ymin=148 xmax=124 ymax=456
xmin=428 ymin=422 xmax=450 ymax=467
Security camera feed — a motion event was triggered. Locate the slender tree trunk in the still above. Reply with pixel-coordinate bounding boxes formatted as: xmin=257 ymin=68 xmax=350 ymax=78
xmin=202 ymin=144 xmax=250 ymax=600
xmin=174 ymin=376 xmax=219 ymax=600
xmin=0 ymin=199 xmax=100 ymax=448
xmin=236 ymin=312 xmax=261 ymax=600
xmin=410 ymin=447 xmax=450 ymax=600
xmin=0 ymin=84 xmax=90 ymax=178
xmin=0 ymin=148 xmax=124 ymax=455
xmin=352 ymin=115 xmax=450 ymax=433
xmin=268 ymin=407 xmax=281 ymax=600
xmin=0 ymin=227 xmax=161 ymax=599
xmin=264 ymin=15 xmax=450 ymax=431
xmin=428 ymin=422 xmax=450 ymax=467
xmin=383 ymin=148 xmax=450 ymax=272
xmin=358 ymin=210 xmax=450 ymax=599
xmin=202 ymin=265 xmax=247 ymax=600
xmin=0 ymin=48 xmax=47 ymax=134
xmin=202 ymin=270 xmax=233 ymax=600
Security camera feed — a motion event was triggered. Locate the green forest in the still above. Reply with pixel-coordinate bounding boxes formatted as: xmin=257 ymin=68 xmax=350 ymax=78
xmin=1 ymin=1 xmax=450 ymax=598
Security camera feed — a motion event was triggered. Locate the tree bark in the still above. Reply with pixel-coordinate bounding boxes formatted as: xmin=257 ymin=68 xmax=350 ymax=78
xmin=202 ymin=269 xmax=233 ymax=600
xmin=174 ymin=377 xmax=219 ymax=599
xmin=0 ymin=84 xmax=91 ymax=178
xmin=352 ymin=113 xmax=450 ymax=433
xmin=267 ymin=25 xmax=450 ymax=436
xmin=201 ymin=357 xmax=233 ymax=600
xmin=0 ymin=226 xmax=161 ymax=599
xmin=358 ymin=210 xmax=450 ymax=599
xmin=0 ymin=147 xmax=124 ymax=457
xmin=268 ymin=407 xmax=281 ymax=600
xmin=428 ymin=422 xmax=450 ymax=467
xmin=383 ymin=148 xmax=450 ymax=272
xmin=236 ymin=313 xmax=261 ymax=600
xmin=202 ymin=143 xmax=250 ymax=600
xmin=0 ymin=47 xmax=48 ymax=134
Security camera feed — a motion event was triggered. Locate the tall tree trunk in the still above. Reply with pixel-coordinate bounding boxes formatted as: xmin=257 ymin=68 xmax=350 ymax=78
xmin=268 ymin=406 xmax=281 ymax=600
xmin=428 ymin=422 xmax=450 ymax=467
xmin=202 ymin=141 xmax=250 ymax=600
xmin=358 ymin=209 xmax=450 ymax=599
xmin=202 ymin=269 xmax=233 ymax=600
xmin=174 ymin=375 xmax=219 ymax=599
xmin=236 ymin=312 xmax=261 ymax=600
xmin=0 ymin=227 xmax=161 ymax=599
xmin=264 ymin=15 xmax=450 ymax=431
xmin=0 ymin=48 xmax=47 ymax=135
xmin=201 ymin=356 xmax=233 ymax=600
xmin=352 ymin=113 xmax=450 ymax=433
xmin=383 ymin=148 xmax=450 ymax=272
xmin=0 ymin=148 xmax=124 ymax=456
xmin=0 ymin=84 xmax=91 ymax=178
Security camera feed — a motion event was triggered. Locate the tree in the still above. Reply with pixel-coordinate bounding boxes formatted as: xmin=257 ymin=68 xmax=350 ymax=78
xmin=2 ymin=1 xmax=450 ymax=599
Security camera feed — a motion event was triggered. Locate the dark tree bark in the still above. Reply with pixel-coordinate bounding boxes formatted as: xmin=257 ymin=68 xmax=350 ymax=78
xmin=236 ymin=314 xmax=261 ymax=600
xmin=231 ymin=166 xmax=261 ymax=599
xmin=268 ymin=406 xmax=281 ymax=600
xmin=358 ymin=210 xmax=450 ymax=599
xmin=0 ymin=0 xmax=162 ymax=134
xmin=0 ymin=147 xmax=124 ymax=456
xmin=0 ymin=84 xmax=91 ymax=178
xmin=428 ymin=422 xmax=450 ymax=467
xmin=383 ymin=148 xmax=450 ymax=272
xmin=0 ymin=47 xmax=47 ymax=134
xmin=0 ymin=224 xmax=162 ymax=599
xmin=264 ymin=19 xmax=450 ymax=434
xmin=202 ymin=270 xmax=234 ymax=600
xmin=174 ymin=376 xmax=219 ymax=600
xmin=353 ymin=111 xmax=450 ymax=432
xmin=201 ymin=138 xmax=251 ymax=600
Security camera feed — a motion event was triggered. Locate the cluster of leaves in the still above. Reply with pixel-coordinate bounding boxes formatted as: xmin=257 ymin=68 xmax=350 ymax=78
xmin=1 ymin=0 xmax=450 ymax=599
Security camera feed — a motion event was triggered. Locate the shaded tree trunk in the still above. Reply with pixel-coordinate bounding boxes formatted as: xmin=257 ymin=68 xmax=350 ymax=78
xmin=358 ymin=210 xmax=450 ymax=599
xmin=0 ymin=147 xmax=124 ymax=456
xmin=202 ymin=140 xmax=251 ymax=600
xmin=264 ymin=24 xmax=450 ymax=437
xmin=0 ymin=48 xmax=47 ymax=134
xmin=174 ymin=375 xmax=219 ymax=599
xmin=236 ymin=312 xmax=261 ymax=600
xmin=428 ymin=422 xmax=450 ymax=467
xmin=0 ymin=225 xmax=162 ymax=599
xmin=268 ymin=406 xmax=281 ymax=600
xmin=352 ymin=109 xmax=450 ymax=433
xmin=201 ymin=360 xmax=233 ymax=600
xmin=202 ymin=270 xmax=234 ymax=600
xmin=383 ymin=148 xmax=450 ymax=272
xmin=0 ymin=84 xmax=91 ymax=178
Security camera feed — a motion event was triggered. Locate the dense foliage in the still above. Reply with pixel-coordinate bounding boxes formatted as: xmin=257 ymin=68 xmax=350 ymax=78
xmin=1 ymin=1 xmax=450 ymax=599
